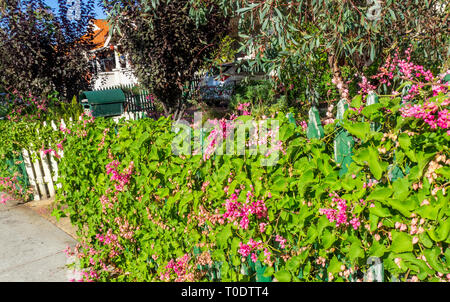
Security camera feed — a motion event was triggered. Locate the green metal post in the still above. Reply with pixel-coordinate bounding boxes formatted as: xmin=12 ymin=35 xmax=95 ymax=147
xmin=306 ymin=106 xmax=324 ymax=139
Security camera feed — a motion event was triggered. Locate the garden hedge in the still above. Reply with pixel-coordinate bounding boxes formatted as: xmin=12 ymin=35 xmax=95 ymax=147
xmin=53 ymin=91 xmax=450 ymax=282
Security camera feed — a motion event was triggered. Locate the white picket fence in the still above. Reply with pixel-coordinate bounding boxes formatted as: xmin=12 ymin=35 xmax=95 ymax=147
xmin=22 ymin=112 xmax=145 ymax=201
xmin=21 ymin=119 xmax=66 ymax=201
xmin=112 ymin=111 xmax=147 ymax=122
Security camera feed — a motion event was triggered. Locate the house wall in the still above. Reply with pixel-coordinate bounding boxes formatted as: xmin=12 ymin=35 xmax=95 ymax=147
xmin=93 ymin=68 xmax=139 ymax=90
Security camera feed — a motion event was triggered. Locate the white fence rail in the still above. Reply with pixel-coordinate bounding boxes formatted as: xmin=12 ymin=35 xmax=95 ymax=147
xmin=112 ymin=111 xmax=146 ymax=122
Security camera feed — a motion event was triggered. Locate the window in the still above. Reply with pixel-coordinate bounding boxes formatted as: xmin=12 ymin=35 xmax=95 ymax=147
xmin=95 ymin=49 xmax=116 ymax=72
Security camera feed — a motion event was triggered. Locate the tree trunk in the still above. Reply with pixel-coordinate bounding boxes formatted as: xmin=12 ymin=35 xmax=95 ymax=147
xmin=328 ymin=51 xmax=350 ymax=103
xmin=161 ymin=100 xmax=187 ymax=122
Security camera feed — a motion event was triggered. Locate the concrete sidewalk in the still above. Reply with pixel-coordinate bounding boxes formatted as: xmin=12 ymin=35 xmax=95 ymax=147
xmin=0 ymin=197 xmax=78 ymax=282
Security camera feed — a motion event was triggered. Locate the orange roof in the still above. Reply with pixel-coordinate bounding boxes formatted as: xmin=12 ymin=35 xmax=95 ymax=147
xmin=80 ymin=19 xmax=110 ymax=50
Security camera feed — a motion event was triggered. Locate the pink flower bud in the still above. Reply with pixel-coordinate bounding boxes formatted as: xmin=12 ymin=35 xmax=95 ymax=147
xmin=421 ymin=199 xmax=430 ymax=206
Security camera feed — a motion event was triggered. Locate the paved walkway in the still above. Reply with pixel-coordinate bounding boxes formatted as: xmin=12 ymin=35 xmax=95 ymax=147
xmin=0 ymin=196 xmax=78 ymax=282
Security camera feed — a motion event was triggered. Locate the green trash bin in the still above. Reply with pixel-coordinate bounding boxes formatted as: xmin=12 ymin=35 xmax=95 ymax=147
xmin=80 ymin=89 xmax=126 ymax=118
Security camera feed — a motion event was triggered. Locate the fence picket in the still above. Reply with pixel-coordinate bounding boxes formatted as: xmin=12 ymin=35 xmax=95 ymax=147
xmin=30 ymin=148 xmax=46 ymax=199
xmin=22 ymin=149 xmax=40 ymax=201
xmin=40 ymin=150 xmax=55 ymax=198
xmin=50 ymin=152 xmax=61 ymax=190
xmin=61 ymin=118 xmax=67 ymax=130
xmin=42 ymin=122 xmax=56 ymax=197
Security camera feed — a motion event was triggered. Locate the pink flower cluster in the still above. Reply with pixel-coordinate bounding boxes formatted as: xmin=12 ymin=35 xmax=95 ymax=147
xmin=59 ymin=123 xmax=71 ymax=135
xmin=332 ymin=77 xmax=349 ymax=100
xmin=0 ymin=175 xmax=30 ymax=204
xmin=96 ymin=229 xmax=117 ymax=245
xmin=400 ymin=100 xmax=450 ymax=135
xmin=374 ymin=48 xmax=432 ymax=83
xmin=363 ymin=179 xmax=378 ymax=189
xmin=56 ymin=139 xmax=65 ymax=151
xmin=201 ymin=180 xmax=210 ymax=192
xmin=201 ymin=116 xmax=286 ymax=161
xmin=203 ymin=119 xmax=234 ymax=161
xmin=222 ymin=187 xmax=268 ymax=230
xmin=275 ymin=235 xmax=287 ymax=249
xmin=259 ymin=222 xmax=267 ymax=233
xmin=79 ymin=112 xmax=95 ymax=127
xmin=358 ymin=75 xmax=377 ymax=95
xmin=319 ymin=193 xmax=361 ymax=230
xmin=236 ymin=102 xmax=251 ymax=116
xmin=349 ymin=105 xmax=364 ymax=114
xmin=97 ymin=128 xmax=110 ymax=151
xmin=82 ymin=269 xmax=99 ymax=282
xmin=187 ymin=204 xmax=225 ymax=227
xmin=238 ymin=238 xmax=272 ymax=265
xmin=146 ymin=94 xmax=155 ymax=104
xmin=160 ymin=254 xmax=194 ymax=282
xmin=114 ymin=216 xmax=137 ymax=241
xmin=41 ymin=147 xmax=61 ymax=159
xmin=432 ymin=72 xmax=450 ymax=96
xmin=372 ymin=48 xmax=448 ymax=101
xmin=0 ymin=194 xmax=11 ymax=205
xmin=64 ymin=244 xmax=108 ymax=282
xmin=247 ymin=121 xmax=286 ymax=158
xmin=238 ymin=238 xmax=263 ymax=257
xmin=300 ymin=121 xmax=308 ymax=132
xmin=105 ymin=160 xmax=134 ymax=191
xmin=4 ymin=92 xmax=50 ymax=122
xmin=95 ymin=228 xmax=123 ymax=258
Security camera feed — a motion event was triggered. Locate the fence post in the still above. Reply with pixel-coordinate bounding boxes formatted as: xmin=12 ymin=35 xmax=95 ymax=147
xmin=21 ymin=149 xmax=40 ymax=201
xmin=30 ymin=147 xmax=46 ymax=200
xmin=306 ymin=106 xmax=324 ymax=139
xmin=51 ymin=120 xmax=62 ymax=190
xmin=39 ymin=122 xmax=56 ymax=198
xmin=334 ymin=99 xmax=354 ymax=176
xmin=366 ymin=91 xmax=381 ymax=132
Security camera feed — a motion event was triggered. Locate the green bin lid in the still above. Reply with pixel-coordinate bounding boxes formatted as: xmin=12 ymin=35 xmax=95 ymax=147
xmin=80 ymin=89 xmax=126 ymax=104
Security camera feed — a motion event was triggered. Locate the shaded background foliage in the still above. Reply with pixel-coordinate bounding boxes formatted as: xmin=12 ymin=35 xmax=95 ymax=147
xmin=0 ymin=0 xmax=96 ymax=99
xmin=101 ymin=0 xmax=230 ymax=119
xmin=189 ymin=0 xmax=449 ymax=103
